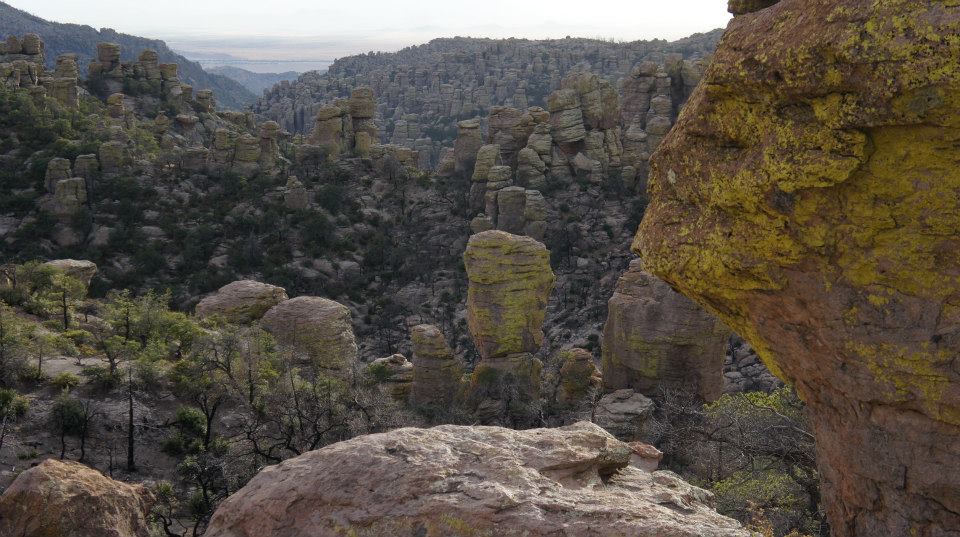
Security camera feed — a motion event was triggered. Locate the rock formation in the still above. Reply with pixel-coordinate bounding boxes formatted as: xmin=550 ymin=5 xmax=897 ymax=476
xmin=260 ymin=296 xmax=358 ymax=370
xmin=636 ymin=1 xmax=960 ymax=535
xmin=593 ymin=388 xmax=655 ymax=440
xmin=554 ymin=347 xmax=602 ymax=410
xmin=368 ymin=353 xmax=414 ymax=401
xmin=464 ymin=230 xmax=554 ymax=420
xmin=42 ymin=259 xmax=98 ymax=286
xmin=195 ymin=280 xmax=289 ymax=324
xmin=205 ymin=422 xmax=749 ymax=537
xmin=464 ymin=230 xmax=554 ymax=360
xmin=728 ymin=0 xmax=780 ymax=15
xmin=0 ymin=459 xmax=154 ymax=537
xmin=408 ymin=324 xmax=464 ymax=407
xmin=601 ymin=259 xmax=729 ymax=402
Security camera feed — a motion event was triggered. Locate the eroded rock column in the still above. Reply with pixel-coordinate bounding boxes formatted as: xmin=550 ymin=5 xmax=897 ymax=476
xmin=635 ymin=2 xmax=960 ymax=535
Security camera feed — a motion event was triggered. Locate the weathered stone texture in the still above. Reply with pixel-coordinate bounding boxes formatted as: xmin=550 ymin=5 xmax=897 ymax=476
xmin=636 ymin=1 xmax=960 ymax=535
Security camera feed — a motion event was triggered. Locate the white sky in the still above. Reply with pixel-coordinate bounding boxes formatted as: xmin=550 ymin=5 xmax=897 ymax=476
xmin=8 ymin=0 xmax=732 ymax=45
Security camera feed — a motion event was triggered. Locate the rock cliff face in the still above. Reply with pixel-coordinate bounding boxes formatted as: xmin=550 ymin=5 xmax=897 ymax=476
xmin=204 ymin=422 xmax=750 ymax=537
xmin=636 ymin=1 xmax=960 ymax=535
xmin=0 ymin=459 xmax=154 ymax=537
xmin=602 ymin=259 xmax=729 ymax=402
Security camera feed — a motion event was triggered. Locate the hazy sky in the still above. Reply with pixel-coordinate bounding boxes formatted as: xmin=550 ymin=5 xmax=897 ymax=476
xmin=8 ymin=0 xmax=732 ymax=48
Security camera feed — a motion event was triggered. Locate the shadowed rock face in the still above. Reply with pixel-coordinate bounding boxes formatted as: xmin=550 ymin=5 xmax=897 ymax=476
xmin=636 ymin=1 xmax=960 ymax=535
xmin=601 ymin=259 xmax=729 ymax=402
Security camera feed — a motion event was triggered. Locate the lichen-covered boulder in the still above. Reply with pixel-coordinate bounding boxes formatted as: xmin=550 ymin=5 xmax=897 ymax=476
xmin=464 ymin=230 xmax=554 ymax=360
xmin=636 ymin=1 xmax=960 ymax=535
xmin=205 ymin=422 xmax=749 ymax=537
xmin=0 ymin=459 xmax=154 ymax=537
xmin=195 ymin=280 xmax=289 ymax=324
xmin=409 ymin=324 xmax=464 ymax=407
xmin=260 ymin=296 xmax=358 ymax=370
xmin=601 ymin=260 xmax=728 ymax=402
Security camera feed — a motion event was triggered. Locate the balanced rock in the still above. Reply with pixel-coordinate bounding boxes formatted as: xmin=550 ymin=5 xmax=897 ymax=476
xmin=260 ymin=296 xmax=358 ymax=370
xmin=409 ymin=324 xmax=464 ymax=407
xmin=196 ymin=280 xmax=289 ymax=324
xmin=0 ymin=459 xmax=154 ymax=537
xmin=464 ymin=230 xmax=554 ymax=360
xmin=636 ymin=1 xmax=960 ymax=535
xmin=601 ymin=260 xmax=729 ymax=402
xmin=205 ymin=422 xmax=749 ymax=537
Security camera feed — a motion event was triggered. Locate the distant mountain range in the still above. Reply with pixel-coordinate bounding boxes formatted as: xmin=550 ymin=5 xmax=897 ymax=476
xmin=206 ymin=65 xmax=300 ymax=95
xmin=0 ymin=1 xmax=256 ymax=110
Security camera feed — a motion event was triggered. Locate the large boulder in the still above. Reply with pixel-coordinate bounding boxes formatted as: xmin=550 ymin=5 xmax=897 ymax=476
xmin=0 ymin=459 xmax=154 ymax=537
xmin=195 ymin=280 xmax=288 ymax=324
xmin=635 ymin=1 xmax=960 ymax=535
xmin=601 ymin=260 xmax=729 ymax=402
xmin=260 ymin=296 xmax=358 ymax=370
xmin=42 ymin=259 xmax=97 ymax=286
xmin=464 ymin=230 xmax=554 ymax=360
xmin=205 ymin=422 xmax=749 ymax=537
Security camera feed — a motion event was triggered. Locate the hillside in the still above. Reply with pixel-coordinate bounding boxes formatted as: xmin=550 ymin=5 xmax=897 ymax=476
xmin=0 ymin=1 xmax=256 ymax=109
xmin=206 ymin=65 xmax=299 ymax=95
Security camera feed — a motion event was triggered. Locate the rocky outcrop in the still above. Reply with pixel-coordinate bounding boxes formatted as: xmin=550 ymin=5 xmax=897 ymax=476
xmin=593 ymin=388 xmax=655 ymax=440
xmin=205 ymin=422 xmax=749 ymax=537
xmin=260 ymin=296 xmax=358 ymax=370
xmin=728 ymin=0 xmax=780 ymax=15
xmin=408 ymin=324 xmax=464 ymax=407
xmin=195 ymin=280 xmax=289 ymax=324
xmin=42 ymin=259 xmax=97 ymax=286
xmin=464 ymin=231 xmax=554 ymax=420
xmin=369 ymin=354 xmax=414 ymax=401
xmin=636 ymin=2 xmax=960 ymax=535
xmin=464 ymin=230 xmax=554 ymax=360
xmin=0 ymin=459 xmax=154 ymax=537
xmin=601 ymin=260 xmax=729 ymax=402
xmin=555 ymin=347 xmax=602 ymax=410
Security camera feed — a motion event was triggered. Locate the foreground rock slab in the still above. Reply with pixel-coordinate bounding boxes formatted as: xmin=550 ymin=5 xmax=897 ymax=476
xmin=636 ymin=1 xmax=960 ymax=535
xmin=0 ymin=459 xmax=154 ymax=537
xmin=206 ymin=422 xmax=749 ymax=537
